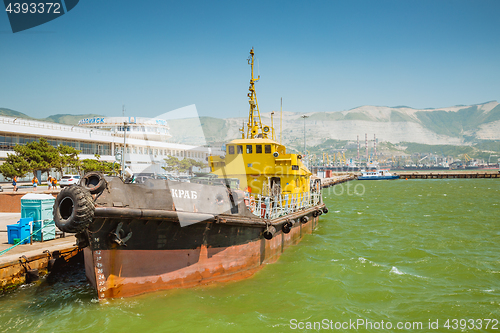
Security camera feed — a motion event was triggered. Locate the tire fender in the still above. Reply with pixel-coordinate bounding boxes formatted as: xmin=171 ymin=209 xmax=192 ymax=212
xmin=53 ymin=185 xmax=95 ymax=233
xmin=80 ymin=172 xmax=107 ymax=194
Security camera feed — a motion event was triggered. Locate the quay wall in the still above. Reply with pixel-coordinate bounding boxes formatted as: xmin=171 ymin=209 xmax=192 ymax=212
xmin=318 ymin=171 xmax=499 ymax=181
xmin=0 ymin=247 xmax=80 ymax=293
xmin=394 ymin=171 xmax=500 ymax=179
xmin=0 ymin=191 xmax=59 ymax=213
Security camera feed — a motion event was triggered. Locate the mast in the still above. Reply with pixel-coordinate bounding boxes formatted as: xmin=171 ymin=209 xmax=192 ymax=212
xmin=365 ymin=133 xmax=368 ymax=162
xmin=280 ymin=97 xmax=283 ymax=144
xmin=245 ymin=48 xmax=264 ymax=139
xmin=357 ymin=135 xmax=360 ymax=161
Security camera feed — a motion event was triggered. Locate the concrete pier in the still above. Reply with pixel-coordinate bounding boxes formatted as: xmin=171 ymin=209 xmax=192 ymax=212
xmin=394 ymin=171 xmax=500 ymax=179
xmin=0 ymin=213 xmax=78 ymax=292
xmin=320 ymin=173 xmax=357 ymax=187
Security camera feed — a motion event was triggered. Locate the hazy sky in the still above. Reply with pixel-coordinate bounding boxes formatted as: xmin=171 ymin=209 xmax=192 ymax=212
xmin=1 ymin=0 xmax=499 ymax=119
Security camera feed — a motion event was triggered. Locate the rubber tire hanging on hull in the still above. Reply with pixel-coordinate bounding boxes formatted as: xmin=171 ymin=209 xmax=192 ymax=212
xmin=80 ymin=171 xmax=107 ymax=194
xmin=53 ymin=185 xmax=95 ymax=233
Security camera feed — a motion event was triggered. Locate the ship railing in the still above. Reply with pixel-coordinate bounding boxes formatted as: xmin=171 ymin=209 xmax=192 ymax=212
xmin=249 ymin=191 xmax=321 ymax=219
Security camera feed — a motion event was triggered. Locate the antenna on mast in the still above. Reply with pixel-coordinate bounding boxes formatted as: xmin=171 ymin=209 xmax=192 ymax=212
xmin=271 ymin=111 xmax=275 ymax=141
xmin=246 ymin=48 xmax=264 ymax=139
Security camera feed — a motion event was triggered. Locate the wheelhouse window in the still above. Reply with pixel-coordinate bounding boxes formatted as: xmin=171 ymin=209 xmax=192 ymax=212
xmin=246 ymin=145 xmax=253 ymax=154
xmin=237 ymin=145 xmax=243 ymax=154
xmin=228 ymin=145 xmax=235 ymax=154
xmin=256 ymin=145 xmax=262 ymax=153
xmin=265 ymin=145 xmax=271 ymax=154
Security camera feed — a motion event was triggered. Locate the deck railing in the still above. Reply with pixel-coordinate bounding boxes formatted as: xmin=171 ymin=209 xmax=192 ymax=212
xmin=246 ymin=191 xmax=321 ymax=219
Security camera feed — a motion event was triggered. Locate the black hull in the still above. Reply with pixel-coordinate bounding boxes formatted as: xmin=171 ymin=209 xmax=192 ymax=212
xmin=65 ymin=176 xmax=326 ymax=299
xmin=83 ymin=207 xmax=323 ymax=299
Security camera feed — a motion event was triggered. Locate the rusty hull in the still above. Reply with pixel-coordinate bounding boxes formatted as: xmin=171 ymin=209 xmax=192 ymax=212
xmin=78 ymin=176 xmax=324 ymax=300
xmin=85 ymin=215 xmax=318 ymax=299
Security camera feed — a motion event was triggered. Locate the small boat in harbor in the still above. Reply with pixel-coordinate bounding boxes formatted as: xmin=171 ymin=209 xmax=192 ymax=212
xmin=357 ymin=169 xmax=399 ymax=180
xmin=52 ymin=48 xmax=328 ymax=300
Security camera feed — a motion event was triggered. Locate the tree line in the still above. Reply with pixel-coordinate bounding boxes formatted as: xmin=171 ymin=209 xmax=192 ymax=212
xmin=0 ymin=138 xmax=116 ymax=180
xmin=161 ymin=156 xmax=207 ymax=175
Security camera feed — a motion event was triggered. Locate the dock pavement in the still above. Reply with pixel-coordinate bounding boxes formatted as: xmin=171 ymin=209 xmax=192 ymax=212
xmin=0 ymin=212 xmax=76 ymax=265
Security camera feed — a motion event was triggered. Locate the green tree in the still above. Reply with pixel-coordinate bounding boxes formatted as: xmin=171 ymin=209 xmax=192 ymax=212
xmin=56 ymin=144 xmax=81 ymax=175
xmin=185 ymin=158 xmax=208 ymax=175
xmin=14 ymin=138 xmax=60 ymax=177
xmin=162 ymin=156 xmax=207 ymax=175
xmin=0 ymin=153 xmax=30 ymax=180
xmin=81 ymin=154 xmax=115 ymax=174
xmin=162 ymin=156 xmax=180 ymax=173
xmin=0 ymin=138 xmax=60 ymax=179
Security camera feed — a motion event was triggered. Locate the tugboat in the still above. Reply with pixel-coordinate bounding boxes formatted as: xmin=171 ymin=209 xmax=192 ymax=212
xmin=53 ymin=48 xmax=328 ymax=300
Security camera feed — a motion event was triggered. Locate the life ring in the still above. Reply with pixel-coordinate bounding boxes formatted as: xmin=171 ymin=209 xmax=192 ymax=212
xmin=53 ymin=185 xmax=95 ymax=233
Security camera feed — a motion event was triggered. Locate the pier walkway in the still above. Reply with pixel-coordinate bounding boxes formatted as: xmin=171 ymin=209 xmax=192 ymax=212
xmin=320 ymin=173 xmax=356 ymax=187
xmin=394 ymin=171 xmax=500 ymax=179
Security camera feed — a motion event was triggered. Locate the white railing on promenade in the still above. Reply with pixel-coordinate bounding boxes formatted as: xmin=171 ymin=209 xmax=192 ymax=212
xmin=0 ymin=116 xmax=113 ymax=136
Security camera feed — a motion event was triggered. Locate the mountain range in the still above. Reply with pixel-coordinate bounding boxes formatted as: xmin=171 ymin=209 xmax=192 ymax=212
xmin=0 ymin=108 xmax=101 ymax=125
xmin=168 ymin=101 xmax=500 ymax=147
xmin=2 ymin=101 xmax=500 ymax=149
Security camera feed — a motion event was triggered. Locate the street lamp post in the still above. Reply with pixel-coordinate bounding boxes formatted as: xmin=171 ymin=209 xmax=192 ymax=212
xmin=301 ymin=114 xmax=309 ymax=167
xmin=301 ymin=114 xmax=308 ymax=155
xmin=121 ymin=122 xmax=128 ymax=176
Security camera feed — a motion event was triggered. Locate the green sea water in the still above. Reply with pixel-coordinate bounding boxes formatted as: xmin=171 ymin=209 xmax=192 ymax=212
xmin=1 ymin=179 xmax=499 ymax=332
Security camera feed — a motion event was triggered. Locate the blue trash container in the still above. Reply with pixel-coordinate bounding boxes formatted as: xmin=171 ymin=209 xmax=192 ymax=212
xmin=7 ymin=217 xmax=33 ymax=244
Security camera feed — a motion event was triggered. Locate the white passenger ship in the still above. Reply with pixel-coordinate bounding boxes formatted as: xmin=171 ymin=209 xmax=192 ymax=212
xmin=0 ymin=115 xmax=212 ymax=182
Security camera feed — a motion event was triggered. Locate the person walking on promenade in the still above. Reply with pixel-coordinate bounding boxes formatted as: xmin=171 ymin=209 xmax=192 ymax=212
xmin=12 ymin=176 xmax=18 ymax=191
xmin=51 ymin=177 xmax=57 ymax=189
xmin=47 ymin=176 xmax=52 ymax=190
xmin=32 ymin=176 xmax=38 ymax=191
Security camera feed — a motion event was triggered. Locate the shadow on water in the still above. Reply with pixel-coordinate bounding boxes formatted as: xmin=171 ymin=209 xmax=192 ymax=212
xmin=34 ymin=251 xmax=96 ymax=305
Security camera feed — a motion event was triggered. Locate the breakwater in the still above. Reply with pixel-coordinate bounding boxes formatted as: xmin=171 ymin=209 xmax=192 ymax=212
xmin=320 ymin=174 xmax=356 ymax=187
xmin=395 ymin=171 xmax=500 ymax=179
